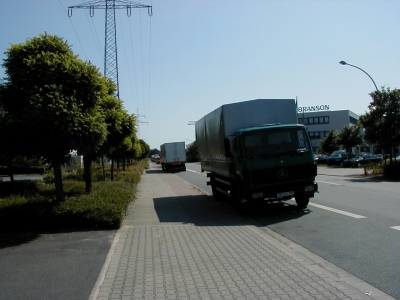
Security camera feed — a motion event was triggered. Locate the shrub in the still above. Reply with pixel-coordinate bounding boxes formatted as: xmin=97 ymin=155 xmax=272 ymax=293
xmin=0 ymin=180 xmax=44 ymax=197
xmin=363 ymin=162 xmax=383 ymax=176
xmin=0 ymin=160 xmax=146 ymax=232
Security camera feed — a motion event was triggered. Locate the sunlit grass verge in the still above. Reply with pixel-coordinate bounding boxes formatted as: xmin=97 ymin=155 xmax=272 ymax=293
xmin=0 ymin=161 xmax=148 ymax=233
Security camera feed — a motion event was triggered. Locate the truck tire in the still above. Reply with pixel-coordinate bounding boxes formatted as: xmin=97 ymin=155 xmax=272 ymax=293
xmin=295 ymin=197 xmax=309 ymax=209
xmin=230 ymin=178 xmax=251 ymax=214
xmin=230 ymin=178 xmax=241 ymax=203
xmin=211 ymin=185 xmax=222 ymax=201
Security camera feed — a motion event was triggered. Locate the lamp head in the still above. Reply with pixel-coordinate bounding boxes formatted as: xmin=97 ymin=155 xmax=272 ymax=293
xmin=339 ymin=61 xmax=347 ymax=65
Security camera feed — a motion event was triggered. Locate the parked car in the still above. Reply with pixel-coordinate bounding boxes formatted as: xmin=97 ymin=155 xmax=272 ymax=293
xmin=326 ymin=150 xmax=356 ymax=166
xmin=314 ymin=154 xmax=328 ymax=164
xmin=342 ymin=156 xmax=363 ymax=168
xmin=343 ymin=154 xmax=382 ymax=168
xmin=361 ymin=154 xmax=382 ymax=164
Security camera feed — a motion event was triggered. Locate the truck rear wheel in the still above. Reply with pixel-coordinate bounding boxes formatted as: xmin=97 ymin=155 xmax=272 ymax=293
xmin=211 ymin=185 xmax=223 ymax=201
xmin=295 ymin=197 xmax=309 ymax=209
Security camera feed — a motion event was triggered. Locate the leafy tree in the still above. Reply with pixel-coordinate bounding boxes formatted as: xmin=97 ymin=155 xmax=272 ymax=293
xmin=149 ymin=148 xmax=160 ymax=156
xmin=359 ymin=87 xmax=400 ymax=162
xmin=336 ymin=124 xmax=363 ymax=156
xmin=318 ymin=130 xmax=338 ymax=154
xmin=186 ymin=141 xmax=199 ymax=162
xmin=105 ymin=113 xmax=139 ymax=176
xmin=0 ymin=33 xmax=108 ymax=200
xmin=96 ymin=92 xmax=136 ymax=180
xmin=137 ymin=139 xmax=150 ymax=160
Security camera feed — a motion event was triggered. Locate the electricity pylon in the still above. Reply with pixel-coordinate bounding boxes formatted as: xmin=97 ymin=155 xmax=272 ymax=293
xmin=68 ymin=0 xmax=152 ymax=98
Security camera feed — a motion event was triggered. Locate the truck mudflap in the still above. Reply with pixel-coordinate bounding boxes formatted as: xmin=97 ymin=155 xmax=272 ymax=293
xmin=245 ymin=182 xmax=318 ymax=201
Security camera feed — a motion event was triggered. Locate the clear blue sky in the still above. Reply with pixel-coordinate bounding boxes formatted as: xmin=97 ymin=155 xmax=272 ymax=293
xmin=1 ymin=0 xmax=399 ymax=150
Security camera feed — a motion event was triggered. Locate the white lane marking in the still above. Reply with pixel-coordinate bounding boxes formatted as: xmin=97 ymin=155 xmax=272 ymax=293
xmin=186 ymin=169 xmax=207 ymax=176
xmin=317 ymin=180 xmax=342 ymax=186
xmin=390 ymin=226 xmax=400 ymax=231
xmin=309 ymin=203 xmax=366 ymax=219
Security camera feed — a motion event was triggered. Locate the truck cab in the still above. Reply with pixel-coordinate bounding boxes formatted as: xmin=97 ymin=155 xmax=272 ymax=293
xmin=226 ymin=124 xmax=317 ymax=207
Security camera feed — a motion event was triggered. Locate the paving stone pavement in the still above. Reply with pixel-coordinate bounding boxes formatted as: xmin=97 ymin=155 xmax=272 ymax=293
xmin=89 ymin=169 xmax=394 ymax=300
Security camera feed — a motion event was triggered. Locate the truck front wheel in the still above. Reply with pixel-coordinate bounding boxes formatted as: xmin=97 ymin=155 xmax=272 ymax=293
xmin=295 ymin=197 xmax=309 ymax=209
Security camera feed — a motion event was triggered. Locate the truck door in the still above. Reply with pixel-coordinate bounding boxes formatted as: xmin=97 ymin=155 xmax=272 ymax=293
xmin=233 ymin=135 xmax=244 ymax=172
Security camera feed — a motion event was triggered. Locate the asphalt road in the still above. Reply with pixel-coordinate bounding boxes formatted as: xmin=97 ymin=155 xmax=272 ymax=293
xmin=0 ymin=229 xmax=116 ymax=300
xmin=175 ymin=162 xmax=400 ymax=299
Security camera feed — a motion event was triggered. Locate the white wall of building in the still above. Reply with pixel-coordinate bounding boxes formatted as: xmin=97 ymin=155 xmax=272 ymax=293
xmin=298 ymin=110 xmax=360 ymax=153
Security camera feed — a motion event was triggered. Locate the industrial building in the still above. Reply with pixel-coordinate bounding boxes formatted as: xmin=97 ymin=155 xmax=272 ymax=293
xmin=298 ymin=109 xmax=360 ymax=153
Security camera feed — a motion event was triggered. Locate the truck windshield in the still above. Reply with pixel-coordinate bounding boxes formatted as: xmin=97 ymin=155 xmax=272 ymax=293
xmin=244 ymin=128 xmax=310 ymax=158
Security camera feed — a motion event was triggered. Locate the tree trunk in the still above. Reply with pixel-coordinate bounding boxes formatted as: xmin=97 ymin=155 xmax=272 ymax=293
xmin=53 ymin=162 xmax=64 ymax=202
xmin=101 ymin=155 xmax=105 ymax=181
xmin=110 ymin=158 xmax=114 ymax=181
xmin=7 ymin=164 xmax=14 ymax=182
xmin=83 ymin=154 xmax=92 ymax=194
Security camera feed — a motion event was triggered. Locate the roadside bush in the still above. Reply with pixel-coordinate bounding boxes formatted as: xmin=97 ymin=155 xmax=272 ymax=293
xmin=0 ymin=160 xmax=147 ymax=233
xmin=383 ymin=161 xmax=400 ymax=180
xmin=43 ymin=169 xmax=55 ymax=184
xmin=363 ymin=162 xmax=383 ymax=176
xmin=0 ymin=180 xmax=44 ymax=197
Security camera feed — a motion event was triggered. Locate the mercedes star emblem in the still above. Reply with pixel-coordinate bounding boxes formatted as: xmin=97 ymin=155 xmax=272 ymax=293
xmin=277 ymin=169 xmax=288 ymax=180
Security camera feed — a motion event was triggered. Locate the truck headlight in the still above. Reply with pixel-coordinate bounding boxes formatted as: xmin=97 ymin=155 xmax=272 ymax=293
xmin=304 ymin=185 xmax=314 ymax=192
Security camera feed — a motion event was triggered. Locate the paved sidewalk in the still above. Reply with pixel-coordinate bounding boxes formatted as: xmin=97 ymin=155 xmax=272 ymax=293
xmin=89 ymin=169 xmax=394 ymax=300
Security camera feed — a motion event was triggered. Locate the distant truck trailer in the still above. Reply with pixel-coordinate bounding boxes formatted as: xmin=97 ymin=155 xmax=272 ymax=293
xmin=160 ymin=142 xmax=187 ymax=172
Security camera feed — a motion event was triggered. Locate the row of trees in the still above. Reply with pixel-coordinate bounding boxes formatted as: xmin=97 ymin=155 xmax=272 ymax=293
xmin=318 ymin=124 xmax=363 ymax=155
xmin=0 ymin=33 xmax=150 ymax=201
xmin=319 ymin=87 xmax=400 ymax=160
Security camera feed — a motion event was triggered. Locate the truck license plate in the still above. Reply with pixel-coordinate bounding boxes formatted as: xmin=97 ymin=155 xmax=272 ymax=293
xmin=277 ymin=191 xmax=294 ymax=198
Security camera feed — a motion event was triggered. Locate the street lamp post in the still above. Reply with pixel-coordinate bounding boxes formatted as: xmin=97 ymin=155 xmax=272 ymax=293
xmin=339 ymin=61 xmax=378 ymax=91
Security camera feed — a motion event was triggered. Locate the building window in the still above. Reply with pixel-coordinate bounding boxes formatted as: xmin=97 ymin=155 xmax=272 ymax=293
xmin=300 ymin=116 xmax=329 ymax=126
xmin=308 ymin=131 xmax=328 ymax=139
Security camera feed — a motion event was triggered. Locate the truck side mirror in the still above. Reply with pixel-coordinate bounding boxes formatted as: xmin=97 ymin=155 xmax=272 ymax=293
xmin=224 ymin=138 xmax=232 ymax=158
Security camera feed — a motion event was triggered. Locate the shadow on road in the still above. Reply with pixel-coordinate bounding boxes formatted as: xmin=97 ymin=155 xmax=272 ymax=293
xmin=146 ymin=169 xmax=188 ymax=175
xmin=154 ymin=193 xmax=310 ymax=227
xmin=0 ymin=232 xmax=40 ymax=249
xmin=145 ymin=169 xmax=165 ymax=174
xmin=343 ymin=176 xmax=399 ymax=183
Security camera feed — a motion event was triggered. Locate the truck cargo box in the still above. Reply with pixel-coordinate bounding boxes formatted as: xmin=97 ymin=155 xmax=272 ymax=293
xmin=160 ymin=142 xmax=187 ymax=172
xmin=195 ymin=99 xmax=297 ymax=162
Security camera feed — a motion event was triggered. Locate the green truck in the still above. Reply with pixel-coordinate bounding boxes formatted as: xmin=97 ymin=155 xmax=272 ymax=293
xmin=195 ymin=99 xmax=318 ymax=209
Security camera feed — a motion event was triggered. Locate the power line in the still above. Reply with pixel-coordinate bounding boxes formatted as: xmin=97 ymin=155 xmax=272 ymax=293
xmin=68 ymin=0 xmax=152 ymax=99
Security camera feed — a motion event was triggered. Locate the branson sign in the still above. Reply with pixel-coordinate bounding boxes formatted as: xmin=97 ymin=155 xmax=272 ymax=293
xmin=298 ymin=104 xmax=329 ymax=113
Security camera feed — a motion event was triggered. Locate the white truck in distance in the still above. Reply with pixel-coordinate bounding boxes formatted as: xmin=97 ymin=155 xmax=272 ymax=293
xmin=160 ymin=142 xmax=187 ymax=172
